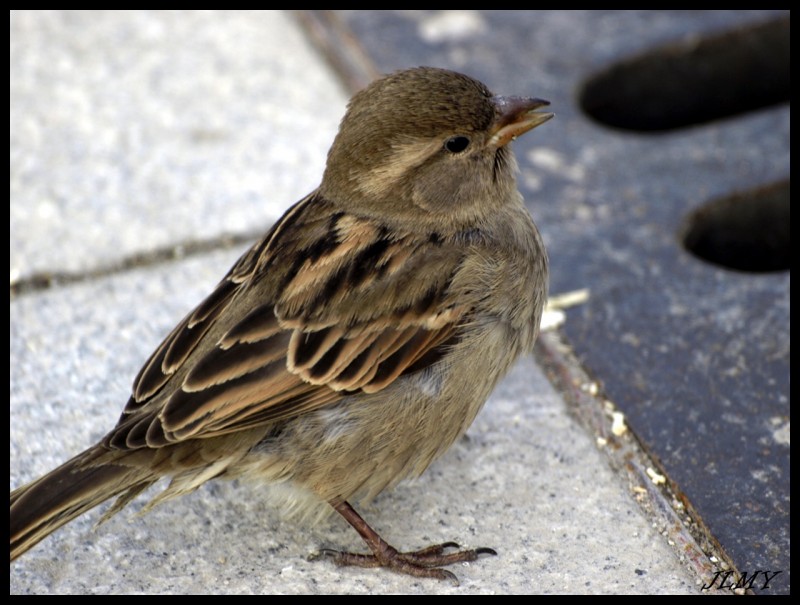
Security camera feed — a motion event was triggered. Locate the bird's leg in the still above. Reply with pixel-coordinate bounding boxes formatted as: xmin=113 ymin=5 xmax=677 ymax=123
xmin=312 ymin=500 xmax=496 ymax=585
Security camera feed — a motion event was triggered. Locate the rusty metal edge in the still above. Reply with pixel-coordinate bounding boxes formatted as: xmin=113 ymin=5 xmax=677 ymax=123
xmin=292 ymin=10 xmax=381 ymax=95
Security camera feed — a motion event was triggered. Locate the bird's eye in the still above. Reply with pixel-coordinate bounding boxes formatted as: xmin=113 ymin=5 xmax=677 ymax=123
xmin=444 ymin=136 xmax=470 ymax=154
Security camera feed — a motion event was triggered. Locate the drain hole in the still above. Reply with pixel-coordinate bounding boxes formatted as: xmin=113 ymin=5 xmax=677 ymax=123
xmin=681 ymin=181 xmax=789 ymax=273
xmin=579 ymin=16 xmax=789 ymax=131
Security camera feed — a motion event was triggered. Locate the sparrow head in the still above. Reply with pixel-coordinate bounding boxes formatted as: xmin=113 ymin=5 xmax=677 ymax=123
xmin=321 ymin=66 xmax=552 ymax=231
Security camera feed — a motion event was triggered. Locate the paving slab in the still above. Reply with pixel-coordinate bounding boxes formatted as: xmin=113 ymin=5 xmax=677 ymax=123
xmin=10 ymin=252 xmax=698 ymax=593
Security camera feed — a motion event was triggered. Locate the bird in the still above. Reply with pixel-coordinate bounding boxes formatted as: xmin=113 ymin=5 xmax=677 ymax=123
xmin=10 ymin=66 xmax=552 ymax=584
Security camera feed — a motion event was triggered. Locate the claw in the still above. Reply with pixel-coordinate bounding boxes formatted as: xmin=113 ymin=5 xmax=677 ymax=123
xmin=307 ymin=548 xmax=338 ymax=562
xmin=438 ymin=568 xmax=460 ymax=586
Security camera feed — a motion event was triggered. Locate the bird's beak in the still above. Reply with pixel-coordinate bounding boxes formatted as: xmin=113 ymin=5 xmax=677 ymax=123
xmin=488 ymin=96 xmax=553 ymax=149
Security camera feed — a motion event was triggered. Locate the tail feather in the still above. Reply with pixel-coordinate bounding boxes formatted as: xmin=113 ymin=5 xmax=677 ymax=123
xmin=10 ymin=448 xmax=154 ymax=561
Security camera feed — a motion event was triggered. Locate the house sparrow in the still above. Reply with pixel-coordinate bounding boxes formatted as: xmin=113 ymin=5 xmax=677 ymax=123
xmin=10 ymin=66 xmax=552 ymax=584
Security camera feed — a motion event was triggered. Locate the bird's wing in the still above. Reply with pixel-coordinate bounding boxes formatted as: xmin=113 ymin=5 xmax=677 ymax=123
xmin=106 ymin=192 xmax=470 ymax=449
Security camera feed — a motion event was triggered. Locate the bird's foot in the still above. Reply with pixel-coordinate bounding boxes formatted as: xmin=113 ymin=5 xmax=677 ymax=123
xmin=312 ymin=541 xmax=496 ymax=585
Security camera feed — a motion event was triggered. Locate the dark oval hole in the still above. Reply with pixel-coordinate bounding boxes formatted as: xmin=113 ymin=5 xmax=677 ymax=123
xmin=579 ymin=16 xmax=790 ymax=131
xmin=681 ymin=181 xmax=789 ymax=273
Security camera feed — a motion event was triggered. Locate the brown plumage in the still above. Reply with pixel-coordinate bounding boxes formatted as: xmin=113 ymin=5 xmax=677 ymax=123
xmin=10 ymin=66 xmax=552 ymax=584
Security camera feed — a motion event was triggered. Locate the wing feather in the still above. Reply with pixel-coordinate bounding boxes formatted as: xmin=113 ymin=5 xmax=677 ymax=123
xmin=104 ymin=192 xmax=470 ymax=450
